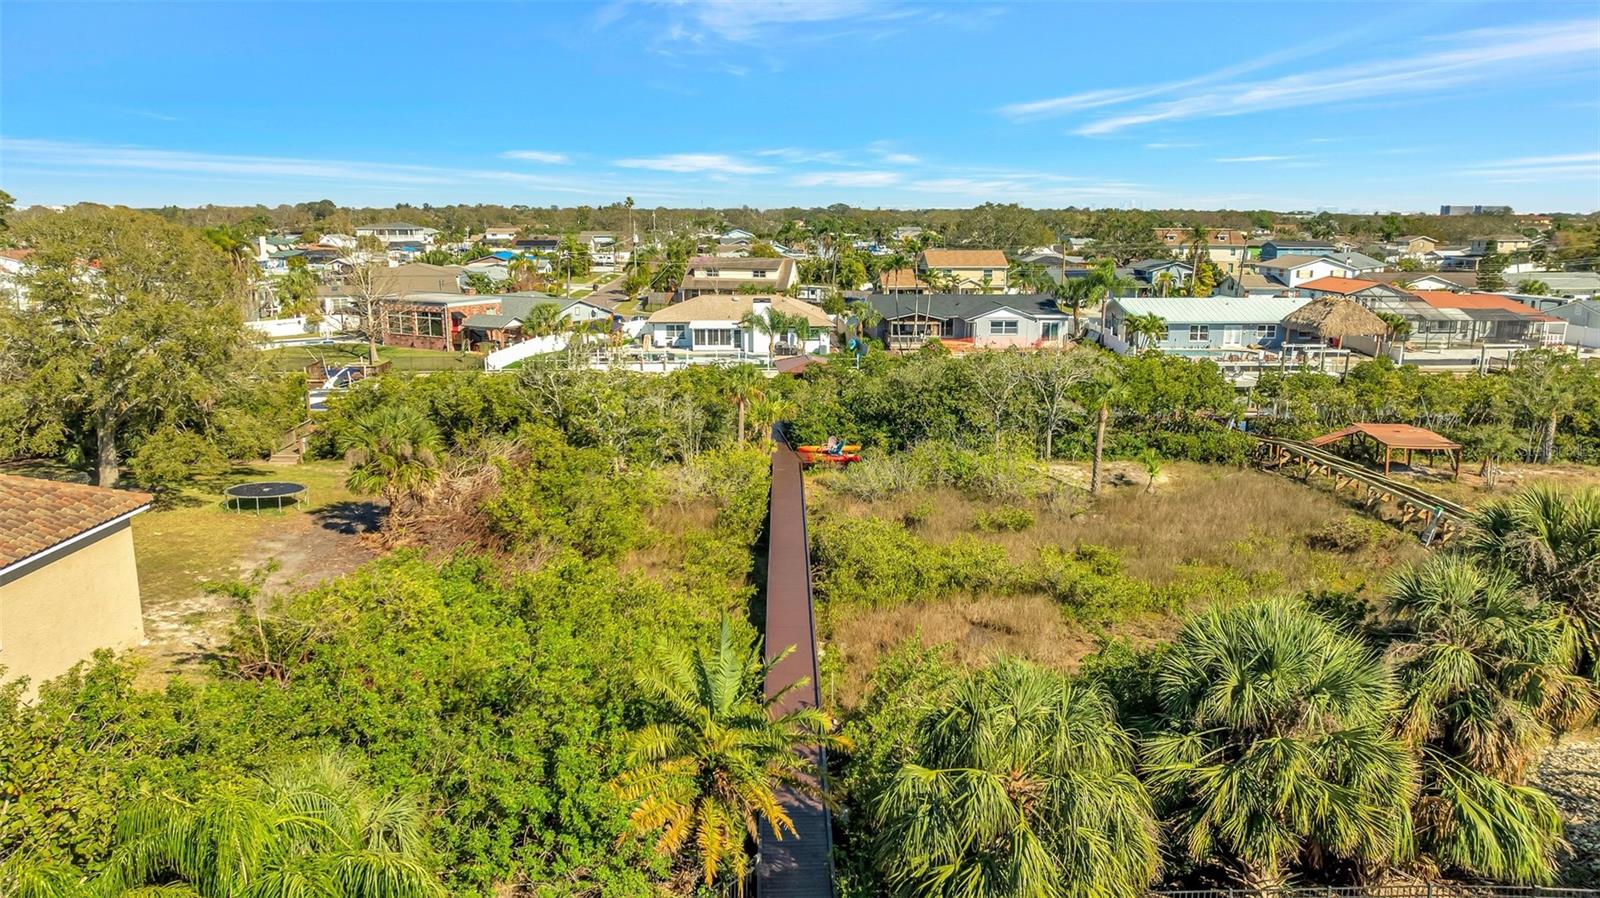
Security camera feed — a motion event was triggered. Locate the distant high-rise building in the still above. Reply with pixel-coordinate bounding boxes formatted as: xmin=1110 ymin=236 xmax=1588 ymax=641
xmin=1441 ymin=205 xmax=1513 ymax=216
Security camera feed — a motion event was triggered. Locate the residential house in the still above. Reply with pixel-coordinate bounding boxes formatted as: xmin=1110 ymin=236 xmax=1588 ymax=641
xmin=920 ymin=248 xmax=1009 ymax=293
xmin=354 ymin=222 xmax=440 ymax=248
xmin=515 ymin=235 xmax=561 ymax=254
xmin=1294 ymin=276 xmax=1413 ymax=306
xmin=460 ymin=294 xmax=615 ymax=350
xmin=318 ymin=233 xmax=358 ymax=250
xmin=1100 ymin=295 xmax=1311 ymax=355
xmin=645 ymin=294 xmax=833 ymax=356
xmin=1121 ymin=259 xmax=1194 ymax=295
xmin=1392 ymin=235 xmax=1438 ymax=257
xmin=384 ymin=293 xmax=502 ymax=352
xmin=678 ymin=256 xmax=797 ymax=299
xmin=1253 ymin=254 xmax=1366 ymax=289
xmin=1218 ymin=271 xmax=1291 ymax=299
xmin=1153 ymin=228 xmax=1249 ymax=274
xmin=862 ymin=294 xmax=1074 ymax=350
xmin=891 ymin=226 xmax=925 ymax=243
xmin=796 ymin=284 xmax=833 ymax=303
xmin=1259 ymin=238 xmax=1338 ymax=260
xmin=877 ymin=267 xmax=931 ymax=295
xmin=579 ymin=231 xmax=621 ymax=268
xmin=1362 ymin=270 xmax=1478 ymax=292
xmin=1 ymin=475 xmax=151 ymax=699
xmin=1348 ymin=289 xmax=1567 ymax=353
xmin=1546 ymin=299 xmax=1600 ymax=348
xmin=1468 ymin=234 xmax=1535 ymax=255
xmin=0 ymin=247 xmax=34 ymax=308
xmin=482 ymin=226 xmax=520 ymax=244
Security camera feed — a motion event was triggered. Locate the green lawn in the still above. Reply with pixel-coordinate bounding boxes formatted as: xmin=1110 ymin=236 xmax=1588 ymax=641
xmin=131 ymin=459 xmax=360 ymax=604
xmin=262 ymin=342 xmax=484 ymax=373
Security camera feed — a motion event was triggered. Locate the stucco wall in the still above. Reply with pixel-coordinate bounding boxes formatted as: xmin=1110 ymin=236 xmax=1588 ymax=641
xmin=0 ymin=521 xmax=145 ymax=697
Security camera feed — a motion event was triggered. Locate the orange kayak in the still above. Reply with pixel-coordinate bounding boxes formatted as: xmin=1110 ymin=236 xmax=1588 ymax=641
xmin=797 ymin=444 xmax=861 ymax=454
xmin=796 ymin=448 xmax=861 ymax=465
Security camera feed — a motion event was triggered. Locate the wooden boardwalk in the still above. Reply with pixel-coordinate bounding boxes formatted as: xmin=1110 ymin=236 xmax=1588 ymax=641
xmin=1253 ymin=435 xmax=1473 ymax=545
xmin=756 ymin=428 xmax=835 ymax=898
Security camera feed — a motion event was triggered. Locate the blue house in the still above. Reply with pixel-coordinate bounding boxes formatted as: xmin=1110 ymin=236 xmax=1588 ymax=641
xmin=1102 ymin=295 xmax=1312 ymax=354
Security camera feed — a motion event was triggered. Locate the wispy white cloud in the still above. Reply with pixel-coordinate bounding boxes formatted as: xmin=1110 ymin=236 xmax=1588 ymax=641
xmin=1003 ymin=18 xmax=1600 ymax=136
xmin=1454 ymin=151 xmax=1600 ymax=183
xmin=614 ymin=152 xmax=771 ymax=174
xmin=0 ymin=138 xmax=611 ymax=193
xmin=791 ymin=170 xmax=901 ymax=187
xmin=667 ymin=0 xmax=878 ymax=43
xmin=1215 ymin=155 xmax=1298 ymax=163
xmin=501 ymin=149 xmax=571 ymax=164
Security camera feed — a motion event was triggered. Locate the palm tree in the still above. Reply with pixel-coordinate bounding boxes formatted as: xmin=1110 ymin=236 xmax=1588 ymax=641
xmin=1516 ymin=278 xmax=1551 ymax=296
xmin=100 ymin=753 xmax=441 ymax=898
xmin=524 ymin=301 xmax=564 ymax=338
xmin=1385 ymin=554 xmax=1590 ymax=881
xmin=1153 ymin=269 xmax=1175 ymax=297
xmin=846 ymin=300 xmax=882 ymax=349
xmin=871 ymin=659 xmax=1160 ymax=898
xmin=1183 ymin=224 xmax=1209 ymax=280
xmin=610 ymin=618 xmax=843 ymax=891
xmin=739 ymin=306 xmax=782 ymax=362
xmin=1144 ymin=598 xmax=1416 ymax=889
xmin=1057 ymin=260 xmax=1136 ymax=340
xmin=1467 ymin=485 xmax=1600 ymax=679
xmin=723 ymin=364 xmax=764 ymax=444
xmin=1127 ymin=312 xmax=1167 ymax=350
xmin=343 ymin=404 xmax=444 ymax=529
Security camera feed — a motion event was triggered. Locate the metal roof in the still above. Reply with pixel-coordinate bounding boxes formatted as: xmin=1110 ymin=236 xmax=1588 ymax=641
xmin=1109 ymin=295 xmax=1311 ymax=323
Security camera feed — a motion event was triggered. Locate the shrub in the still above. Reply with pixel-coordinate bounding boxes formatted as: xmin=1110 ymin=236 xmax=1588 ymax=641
xmin=901 ymin=500 xmax=934 ymax=529
xmin=973 ymin=507 xmax=1034 ymax=532
xmin=1306 ymin=515 xmax=1390 ymax=553
xmin=812 ymin=516 xmax=1013 ymax=608
xmin=1032 ymin=544 xmax=1156 ymax=621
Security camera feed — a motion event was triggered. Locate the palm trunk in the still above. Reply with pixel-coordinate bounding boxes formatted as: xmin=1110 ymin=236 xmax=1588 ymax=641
xmin=1090 ymin=402 xmax=1108 ymax=495
xmin=95 ymin=409 xmax=120 ymax=487
xmin=738 ymin=399 xmax=747 ymax=445
xmin=1540 ymin=409 xmax=1558 ymax=463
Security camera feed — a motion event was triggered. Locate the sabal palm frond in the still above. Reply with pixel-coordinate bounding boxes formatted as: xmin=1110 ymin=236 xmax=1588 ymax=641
xmin=872 ymin=659 xmax=1160 ymax=898
xmin=342 ymin=405 xmax=444 ymax=529
xmin=1467 ymin=485 xmax=1600 ymax=679
xmin=1145 ymin=598 xmax=1416 ymax=889
xmin=610 ymin=617 xmax=844 ymax=890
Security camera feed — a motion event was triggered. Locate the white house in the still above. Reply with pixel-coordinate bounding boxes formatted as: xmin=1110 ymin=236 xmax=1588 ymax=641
xmin=355 ymin=222 xmax=440 ymax=249
xmin=482 ymin=226 xmax=519 ymax=244
xmin=645 ymin=293 xmax=833 ymax=356
xmin=1253 ymin=254 xmax=1366 ymax=289
xmin=0 ymin=248 xmax=34 ymax=309
xmin=678 ymin=256 xmax=797 ymax=299
xmin=318 ymin=233 xmax=358 ymax=250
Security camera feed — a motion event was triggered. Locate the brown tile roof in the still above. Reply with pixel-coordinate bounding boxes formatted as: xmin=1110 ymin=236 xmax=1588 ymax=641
xmin=1297 ymin=276 xmax=1382 ymax=294
xmin=0 ymin=475 xmax=151 ymax=568
xmin=1154 ymin=228 xmax=1247 ymax=247
xmin=921 ymin=248 xmax=1007 ymax=269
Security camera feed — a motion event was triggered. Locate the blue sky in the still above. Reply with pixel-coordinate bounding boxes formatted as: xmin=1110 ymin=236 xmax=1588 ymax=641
xmin=3 ymin=1 xmax=1599 ymax=212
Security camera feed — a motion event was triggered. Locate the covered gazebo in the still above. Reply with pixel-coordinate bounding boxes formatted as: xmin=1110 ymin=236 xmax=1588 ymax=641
xmin=1309 ymin=423 xmax=1463 ymax=479
xmin=1281 ymin=297 xmax=1388 ymax=346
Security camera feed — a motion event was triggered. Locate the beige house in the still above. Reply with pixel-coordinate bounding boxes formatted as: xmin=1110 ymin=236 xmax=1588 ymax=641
xmin=1153 ymin=228 xmax=1249 ymax=275
xmin=678 ymin=256 xmax=797 ymax=299
xmin=1395 ymin=235 xmax=1438 ymax=256
xmin=0 ymin=476 xmax=150 ymax=698
xmin=918 ymin=249 xmax=1009 ymax=293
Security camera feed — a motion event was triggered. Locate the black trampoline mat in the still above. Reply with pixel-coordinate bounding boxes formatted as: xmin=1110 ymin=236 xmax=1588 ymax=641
xmin=224 ymin=482 xmax=307 ymax=499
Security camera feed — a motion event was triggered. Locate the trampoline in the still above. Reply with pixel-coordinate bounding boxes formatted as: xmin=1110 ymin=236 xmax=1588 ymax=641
xmin=223 ymin=481 xmax=309 ymax=513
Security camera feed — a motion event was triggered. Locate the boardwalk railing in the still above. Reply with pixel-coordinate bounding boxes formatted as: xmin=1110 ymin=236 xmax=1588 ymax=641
xmin=1154 ymin=888 xmax=1598 ymax=898
xmin=1252 ymin=435 xmax=1473 ymax=545
xmin=756 ymin=424 xmax=835 ymax=898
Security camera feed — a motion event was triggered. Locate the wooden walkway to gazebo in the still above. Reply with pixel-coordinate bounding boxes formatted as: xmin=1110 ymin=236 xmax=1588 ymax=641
xmin=1308 ymin=422 xmax=1464 ymax=479
xmin=756 ymin=426 xmax=835 ymax=898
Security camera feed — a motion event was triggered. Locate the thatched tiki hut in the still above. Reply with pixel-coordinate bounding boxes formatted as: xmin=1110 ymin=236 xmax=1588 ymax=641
xmin=1281 ymin=297 xmax=1388 ymax=348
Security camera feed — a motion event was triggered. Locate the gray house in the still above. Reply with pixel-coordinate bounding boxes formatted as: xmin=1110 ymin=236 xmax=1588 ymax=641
xmin=863 ymin=294 xmax=1074 ymax=350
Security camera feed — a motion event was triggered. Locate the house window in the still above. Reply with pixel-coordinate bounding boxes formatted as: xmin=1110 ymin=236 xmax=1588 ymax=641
xmin=703 ymin=268 xmax=720 ymax=277
xmin=751 ymin=269 xmax=768 ymax=278
xmin=1188 ymin=324 xmax=1210 ymax=342
xmin=693 ymin=328 xmax=737 ymax=348
xmin=982 ymin=269 xmax=994 ymax=279
xmin=384 ymin=310 xmax=444 ymax=337
xmin=1256 ymin=324 xmax=1278 ymax=338
xmin=989 ymin=319 xmax=1019 ymax=336
xmin=1041 ymin=321 xmax=1062 ymax=340
xmin=660 ymin=323 xmax=686 ymax=343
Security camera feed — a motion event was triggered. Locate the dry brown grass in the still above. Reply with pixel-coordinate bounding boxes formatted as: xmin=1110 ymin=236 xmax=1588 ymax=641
xmin=810 ymin=461 xmax=1430 ymax=706
xmin=811 ymin=462 xmax=1422 ymax=589
xmin=822 ymin=594 xmax=1178 ymax=708
xmin=620 ymin=499 xmax=720 ymax=578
